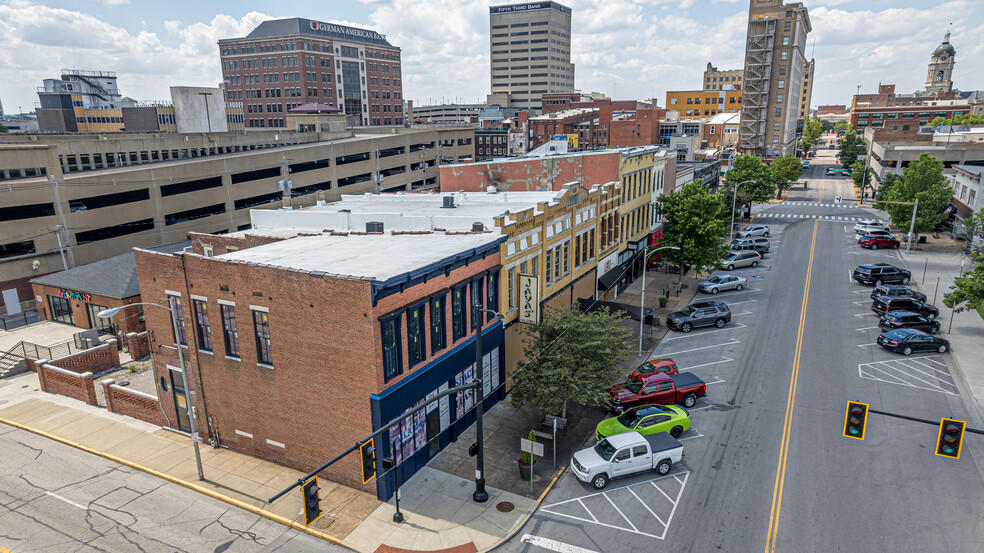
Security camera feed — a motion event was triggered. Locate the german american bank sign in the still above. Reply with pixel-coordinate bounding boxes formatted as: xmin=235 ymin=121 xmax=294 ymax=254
xmin=307 ymin=19 xmax=386 ymax=42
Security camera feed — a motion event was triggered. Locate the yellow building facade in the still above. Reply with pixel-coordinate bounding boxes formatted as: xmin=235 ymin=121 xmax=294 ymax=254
xmin=666 ymin=89 xmax=743 ymax=120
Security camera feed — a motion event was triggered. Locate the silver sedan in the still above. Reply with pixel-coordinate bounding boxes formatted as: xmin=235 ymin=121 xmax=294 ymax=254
xmin=698 ymin=274 xmax=748 ymax=294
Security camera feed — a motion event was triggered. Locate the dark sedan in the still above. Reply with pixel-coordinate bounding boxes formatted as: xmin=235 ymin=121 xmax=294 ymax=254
xmin=878 ymin=311 xmax=941 ymax=334
xmin=870 ymin=285 xmax=927 ymax=302
xmin=877 ymin=328 xmax=949 ymax=356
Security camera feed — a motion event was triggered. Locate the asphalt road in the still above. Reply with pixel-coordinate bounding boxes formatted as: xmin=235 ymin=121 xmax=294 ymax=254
xmin=499 ymin=142 xmax=984 ymax=553
xmin=0 ymin=424 xmax=341 ymax=553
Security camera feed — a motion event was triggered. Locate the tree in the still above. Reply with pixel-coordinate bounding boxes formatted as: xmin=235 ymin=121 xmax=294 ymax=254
xmin=850 ymin=159 xmax=873 ymax=195
xmin=874 ymin=173 xmax=902 ymax=203
xmin=820 ymin=120 xmax=835 ymax=132
xmin=834 ymin=120 xmax=853 ymax=134
xmin=837 ymin=132 xmax=865 ymax=168
xmin=942 ymin=252 xmax=984 ymax=314
xmin=0 ymin=122 xmax=8 ymax=133
xmin=656 ymin=182 xmax=732 ymax=282
xmin=770 ymin=155 xmax=803 ymax=198
xmin=961 ymin=209 xmax=984 ymax=241
xmin=723 ymin=155 xmax=776 ymax=217
xmin=511 ymin=306 xmax=630 ymax=418
xmin=881 ymin=153 xmax=953 ymax=235
xmin=928 ymin=113 xmax=984 ymax=127
xmin=801 ymin=119 xmax=822 ymax=148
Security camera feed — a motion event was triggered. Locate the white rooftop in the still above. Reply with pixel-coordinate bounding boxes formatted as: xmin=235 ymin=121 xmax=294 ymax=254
xmin=705 ymin=111 xmax=741 ymax=125
xmin=530 ymin=108 xmax=597 ymax=121
xmin=248 ymin=190 xmax=563 ymax=233
xmin=216 ymin=232 xmax=501 ymax=281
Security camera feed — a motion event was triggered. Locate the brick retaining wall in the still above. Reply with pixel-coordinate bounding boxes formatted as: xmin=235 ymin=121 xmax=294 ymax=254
xmin=125 ymin=332 xmax=151 ymax=360
xmin=36 ymin=361 xmax=97 ymax=405
xmin=46 ymin=339 xmax=120 ymax=375
xmin=101 ymin=378 xmax=165 ymax=426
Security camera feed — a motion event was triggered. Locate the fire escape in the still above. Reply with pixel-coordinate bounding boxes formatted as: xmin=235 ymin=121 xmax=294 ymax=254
xmin=739 ymin=20 xmax=775 ymax=157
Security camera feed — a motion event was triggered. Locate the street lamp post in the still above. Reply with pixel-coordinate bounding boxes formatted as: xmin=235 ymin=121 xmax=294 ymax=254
xmin=472 ymin=306 xmax=503 ymax=503
xmin=729 ymin=180 xmax=758 ymax=243
xmin=638 ymin=246 xmax=681 ymax=356
xmin=98 ymin=302 xmax=204 ymax=481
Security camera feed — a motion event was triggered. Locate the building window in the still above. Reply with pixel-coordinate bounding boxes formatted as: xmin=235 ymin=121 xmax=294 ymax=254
xmin=431 ymin=294 xmax=446 ymax=354
xmin=452 ymin=284 xmax=467 ymax=340
xmin=252 ymin=309 xmax=273 ymax=366
xmin=778 ymin=80 xmax=785 ymax=89
xmin=381 ymin=314 xmax=402 ymax=381
xmin=487 ymin=270 xmax=499 ymax=320
xmin=784 ymin=21 xmax=791 ymax=31
xmin=781 ymin=51 xmax=788 ymax=61
xmin=220 ymin=303 xmax=239 ymax=358
xmin=470 ymin=277 xmax=483 ymax=331
xmin=167 ymin=294 xmax=187 ymax=346
xmin=193 ymin=299 xmax=212 ymax=352
xmin=507 ymin=268 xmax=516 ymax=310
xmin=782 ymin=36 xmax=790 ymax=46
xmin=407 ymin=303 xmax=426 ymax=367
xmin=775 ymin=108 xmax=782 ymax=117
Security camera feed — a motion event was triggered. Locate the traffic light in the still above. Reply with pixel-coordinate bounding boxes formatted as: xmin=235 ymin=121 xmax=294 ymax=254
xmin=936 ymin=418 xmax=966 ymax=459
xmin=843 ymin=401 xmax=869 ymax=440
xmin=302 ymin=476 xmax=322 ymax=526
xmin=360 ymin=438 xmax=376 ymax=484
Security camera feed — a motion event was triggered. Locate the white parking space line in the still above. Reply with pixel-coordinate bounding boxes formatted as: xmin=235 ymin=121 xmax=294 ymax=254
xmin=664 ymin=325 xmax=747 ymax=342
xmin=520 ymin=535 xmax=600 ymax=553
xmin=727 ymin=299 xmax=759 ymax=306
xmin=858 ymin=356 xmax=957 ymax=395
xmin=855 ymin=326 xmax=880 ymax=331
xmin=683 ymin=357 xmax=734 ymax=370
xmin=852 ymin=300 xmax=870 ymax=305
xmin=731 ymin=312 xmax=755 ymax=317
xmin=679 ymin=428 xmax=705 ymax=441
xmin=705 ymin=376 xmax=727 ymax=385
xmin=854 ymin=313 xmax=878 ymax=318
xmin=848 ymin=269 xmax=854 ymax=284
xmin=662 ymin=339 xmax=741 ymax=354
xmin=603 ymin=494 xmax=639 ymax=533
xmin=857 ymin=343 xmax=877 ymax=348
xmin=627 ymin=487 xmax=666 ymax=526
xmin=903 ymin=357 xmax=950 ymax=374
xmin=852 ymin=289 xmax=872 ymax=294
xmin=45 ymin=491 xmax=88 ymax=510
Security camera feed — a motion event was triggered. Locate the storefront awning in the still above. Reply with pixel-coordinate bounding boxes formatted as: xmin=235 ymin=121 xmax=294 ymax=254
xmin=598 ymin=266 xmax=623 ymax=291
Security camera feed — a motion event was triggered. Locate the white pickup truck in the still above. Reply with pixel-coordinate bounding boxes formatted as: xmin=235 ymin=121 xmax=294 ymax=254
xmin=570 ymin=431 xmax=684 ymax=489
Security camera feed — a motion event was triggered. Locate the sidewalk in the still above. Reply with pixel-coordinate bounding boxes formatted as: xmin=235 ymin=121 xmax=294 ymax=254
xmin=898 ymin=248 xmax=984 ymax=416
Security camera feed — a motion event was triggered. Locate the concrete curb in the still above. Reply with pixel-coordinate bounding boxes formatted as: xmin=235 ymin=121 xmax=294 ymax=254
xmin=0 ymin=416 xmax=349 ymax=550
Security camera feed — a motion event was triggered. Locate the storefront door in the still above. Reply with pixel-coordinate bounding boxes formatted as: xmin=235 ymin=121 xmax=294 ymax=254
xmin=87 ymin=304 xmax=113 ymax=332
xmin=48 ymin=296 xmax=74 ymax=325
xmin=169 ymin=368 xmax=191 ymax=432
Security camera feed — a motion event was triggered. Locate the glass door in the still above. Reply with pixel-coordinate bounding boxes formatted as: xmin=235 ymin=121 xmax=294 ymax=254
xmin=87 ymin=304 xmax=113 ymax=332
xmin=48 ymin=296 xmax=74 ymax=325
xmin=169 ymin=368 xmax=191 ymax=432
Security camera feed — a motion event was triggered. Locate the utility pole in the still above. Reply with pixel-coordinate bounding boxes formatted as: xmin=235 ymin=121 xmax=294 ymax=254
xmin=50 ymin=177 xmax=75 ymax=268
xmin=279 ymin=156 xmax=292 ymax=208
xmin=907 ymin=198 xmax=919 ymax=253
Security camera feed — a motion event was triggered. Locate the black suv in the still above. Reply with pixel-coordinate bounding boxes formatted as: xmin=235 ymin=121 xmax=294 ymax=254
xmin=666 ymin=300 xmax=732 ymax=333
xmin=853 ymin=263 xmax=912 ymax=286
xmin=878 ymin=311 xmax=941 ymax=334
xmin=870 ymin=284 xmax=927 ymax=302
xmin=871 ymin=296 xmax=939 ymax=319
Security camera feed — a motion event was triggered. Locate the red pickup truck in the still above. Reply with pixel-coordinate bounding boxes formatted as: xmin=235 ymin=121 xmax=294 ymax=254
xmin=607 ymin=372 xmax=707 ymax=412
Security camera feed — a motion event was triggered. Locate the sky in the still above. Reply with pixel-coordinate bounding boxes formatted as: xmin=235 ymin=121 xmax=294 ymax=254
xmin=1 ymin=0 xmax=982 ymax=116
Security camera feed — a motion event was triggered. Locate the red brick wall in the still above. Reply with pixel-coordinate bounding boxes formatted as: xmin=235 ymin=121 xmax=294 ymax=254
xmin=125 ymin=332 xmax=151 ymax=359
xmin=37 ymin=363 xmax=97 ymax=405
xmin=134 ymin=241 xmax=500 ymax=494
xmin=439 ymin=153 xmax=620 ymax=192
xmin=31 ymin=283 xmax=144 ymax=335
xmin=187 ymin=232 xmax=284 ymax=256
xmin=46 ymin=340 xmax=121 ymax=375
xmin=102 ymin=378 xmax=165 ymax=426
xmin=609 ymin=109 xmax=664 ymax=148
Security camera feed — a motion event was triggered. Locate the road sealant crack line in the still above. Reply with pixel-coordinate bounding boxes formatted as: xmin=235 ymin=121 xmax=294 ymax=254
xmin=764 ymin=219 xmax=817 ymax=553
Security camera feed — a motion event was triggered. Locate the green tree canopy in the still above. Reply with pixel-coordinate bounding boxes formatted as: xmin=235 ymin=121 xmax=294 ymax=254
xmin=723 ymin=155 xmax=776 ymax=211
xmin=834 ymin=120 xmax=853 ymax=134
xmin=511 ymin=306 xmax=630 ymax=417
xmin=656 ymin=182 xmax=732 ymax=282
xmin=820 ymin=119 xmax=836 ymax=132
xmin=802 ymin=119 xmax=822 ymax=147
xmin=837 ymin=132 xmax=865 ymax=168
xmin=943 ymin=252 xmax=984 ymax=313
xmin=770 ymin=155 xmax=803 ymax=198
xmin=881 ymin=153 xmax=953 ymax=234
xmin=851 ymin=159 xmax=873 ymax=193
xmin=928 ymin=113 xmax=984 ymax=127
xmin=0 ymin=122 xmax=8 ymax=133
xmin=874 ymin=173 xmax=902 ymax=202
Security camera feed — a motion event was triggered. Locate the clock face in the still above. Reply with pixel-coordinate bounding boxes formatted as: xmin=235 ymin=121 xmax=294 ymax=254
xmin=941 ymin=56 xmax=947 ymax=61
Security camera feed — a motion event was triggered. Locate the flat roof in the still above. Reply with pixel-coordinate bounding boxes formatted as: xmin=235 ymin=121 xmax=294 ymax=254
xmin=223 ymin=18 xmax=394 ymax=48
xmin=216 ymin=233 xmax=501 ymax=281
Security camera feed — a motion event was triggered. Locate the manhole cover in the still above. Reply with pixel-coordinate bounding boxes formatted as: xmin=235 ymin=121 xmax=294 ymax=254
xmin=496 ymin=501 xmax=514 ymax=513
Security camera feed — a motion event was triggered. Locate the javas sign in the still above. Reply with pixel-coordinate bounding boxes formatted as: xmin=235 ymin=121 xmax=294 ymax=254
xmin=59 ymin=289 xmax=91 ymax=302
xmin=519 ymin=274 xmax=539 ymax=324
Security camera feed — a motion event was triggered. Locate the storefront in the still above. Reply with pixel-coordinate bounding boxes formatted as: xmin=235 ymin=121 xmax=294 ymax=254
xmin=369 ymin=322 xmax=505 ymax=501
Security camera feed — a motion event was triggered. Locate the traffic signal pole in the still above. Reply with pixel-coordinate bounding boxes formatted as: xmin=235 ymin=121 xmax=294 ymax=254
xmin=866 ymin=407 xmax=984 ymax=436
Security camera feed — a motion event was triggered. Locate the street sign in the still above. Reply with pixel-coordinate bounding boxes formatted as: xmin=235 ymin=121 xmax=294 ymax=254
xmin=521 ymin=438 xmax=544 ymax=457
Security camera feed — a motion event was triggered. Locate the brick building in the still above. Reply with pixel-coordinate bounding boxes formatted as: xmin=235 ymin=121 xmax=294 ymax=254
xmin=134 ymin=230 xmax=505 ymax=500
xmin=666 ymin=89 xmax=742 ymax=120
xmin=703 ymin=63 xmax=743 ymax=91
xmin=218 ymin=18 xmax=403 ymax=128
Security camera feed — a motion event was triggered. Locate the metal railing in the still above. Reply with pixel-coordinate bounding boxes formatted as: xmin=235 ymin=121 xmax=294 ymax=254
xmin=0 ymin=309 xmax=40 ymax=332
xmin=0 ymin=337 xmax=93 ymax=377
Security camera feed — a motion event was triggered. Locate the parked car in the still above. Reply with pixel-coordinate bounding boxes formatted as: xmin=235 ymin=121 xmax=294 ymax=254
xmin=859 ymin=235 xmax=900 ymax=249
xmin=870 ymin=284 xmax=927 ymax=302
xmin=721 ymin=250 xmax=762 ymax=270
xmin=607 ymin=372 xmax=707 ymax=411
xmin=878 ymin=311 xmax=941 ymax=334
xmin=571 ymin=431 xmax=685 ymax=490
xmin=666 ymin=300 xmax=732 ymax=332
xmin=736 ymin=224 xmax=770 ymax=238
xmin=853 ymin=263 xmax=912 ymax=286
xmin=596 ymin=404 xmax=691 ymax=441
xmin=699 ymin=274 xmax=748 ymax=294
xmin=803 ymin=160 xmax=811 ymax=168
xmin=871 ymin=296 xmax=939 ymax=319
xmin=854 ymin=220 xmax=890 ymax=233
xmin=857 ymin=229 xmax=894 ymax=242
xmin=630 ymin=358 xmax=679 ymax=378
xmin=732 ymin=236 xmax=770 ymax=253
xmin=877 ymin=328 xmax=950 ymax=356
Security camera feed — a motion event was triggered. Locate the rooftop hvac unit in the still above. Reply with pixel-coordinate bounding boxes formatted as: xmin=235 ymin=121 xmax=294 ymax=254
xmin=442 ymin=196 xmax=455 ymax=208
xmin=366 ymin=221 xmax=384 ymax=233
xmin=472 ymin=222 xmax=484 ymax=232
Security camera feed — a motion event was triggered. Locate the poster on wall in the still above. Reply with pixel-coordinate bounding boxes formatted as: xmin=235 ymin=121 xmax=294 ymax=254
xmin=482 ymin=352 xmax=492 ymax=398
xmin=491 ymin=347 xmax=500 ymax=392
xmin=438 ymin=383 xmax=450 ymax=431
xmin=518 ymin=274 xmax=539 ymax=324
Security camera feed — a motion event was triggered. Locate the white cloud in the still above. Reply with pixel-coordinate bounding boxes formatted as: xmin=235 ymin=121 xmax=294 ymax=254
xmin=99 ymin=0 xmax=129 ymax=5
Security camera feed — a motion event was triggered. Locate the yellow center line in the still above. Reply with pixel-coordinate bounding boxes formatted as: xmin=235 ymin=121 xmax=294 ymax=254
xmin=817 ymin=176 xmax=824 ymax=203
xmin=850 ymin=176 xmax=861 ymax=207
xmin=764 ymin=219 xmax=818 ymax=553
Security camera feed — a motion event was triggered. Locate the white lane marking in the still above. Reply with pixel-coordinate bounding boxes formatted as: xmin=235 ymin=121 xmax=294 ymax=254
xmin=664 ymin=326 xmax=746 ymax=341
xmin=848 ymin=269 xmax=854 ymax=284
xmin=45 ymin=491 xmax=88 ymax=510
xmin=894 ymin=358 xmax=953 ymax=379
xmin=855 ymin=326 xmax=881 ymax=331
xmin=731 ymin=312 xmax=754 ymax=317
xmin=705 ymin=376 xmax=727 ymax=385
xmin=854 ymin=313 xmax=878 ymax=318
xmin=683 ymin=357 xmax=734 ymax=370
xmin=520 ymin=535 xmax=599 ymax=553
xmin=663 ymin=338 xmax=741 ymax=353
xmin=679 ymin=428 xmax=705 ymax=441
xmin=727 ymin=299 xmax=759 ymax=306
xmin=852 ymin=289 xmax=872 ymax=294
xmin=858 ymin=359 xmax=958 ymax=395
xmin=904 ymin=357 xmax=950 ymax=375
xmin=852 ymin=300 xmax=871 ymax=305
xmin=627 ymin=487 xmax=666 ymax=526
xmin=857 ymin=343 xmax=878 ymax=348
xmin=603 ymin=493 xmax=639 ymax=533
